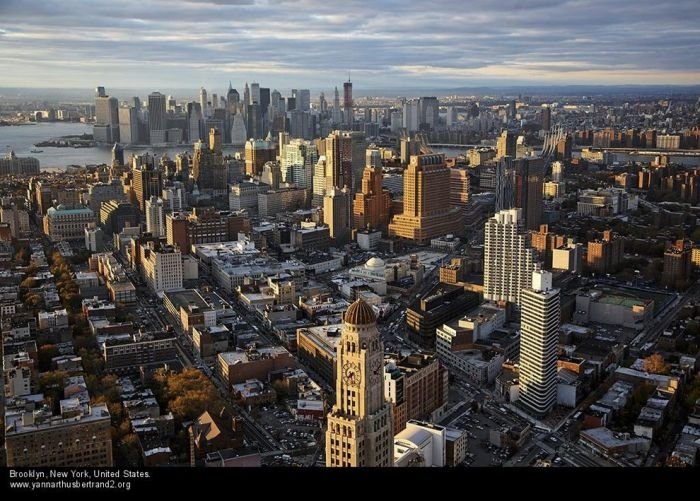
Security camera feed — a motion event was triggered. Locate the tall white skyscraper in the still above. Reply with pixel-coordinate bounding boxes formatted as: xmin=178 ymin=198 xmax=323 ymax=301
xmin=118 ymin=107 xmax=139 ymax=145
xmin=483 ymin=208 xmax=535 ymax=305
xmin=402 ymin=99 xmax=420 ymax=132
xmin=519 ymin=268 xmax=560 ymax=417
xmin=199 ymin=87 xmax=208 ymax=118
xmin=94 ymin=92 xmax=119 ymax=143
xmin=145 ymin=196 xmax=165 ymax=238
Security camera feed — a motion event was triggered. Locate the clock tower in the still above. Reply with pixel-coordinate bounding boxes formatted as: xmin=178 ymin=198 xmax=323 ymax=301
xmin=325 ymin=298 xmax=394 ymax=467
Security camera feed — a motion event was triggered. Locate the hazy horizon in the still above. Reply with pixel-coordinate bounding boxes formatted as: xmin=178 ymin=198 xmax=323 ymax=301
xmin=1 ymin=0 xmax=699 ymax=91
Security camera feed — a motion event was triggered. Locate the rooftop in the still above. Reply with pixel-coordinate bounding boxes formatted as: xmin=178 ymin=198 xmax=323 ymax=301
xmin=5 ymin=402 xmax=110 ymax=436
xmin=296 ymin=325 xmax=343 ymax=356
xmin=344 ymin=298 xmax=376 ymax=325
xmin=581 ymin=427 xmax=650 ymax=449
xmin=164 ymin=289 xmax=211 ymax=312
xmin=219 ymin=346 xmax=289 ymax=365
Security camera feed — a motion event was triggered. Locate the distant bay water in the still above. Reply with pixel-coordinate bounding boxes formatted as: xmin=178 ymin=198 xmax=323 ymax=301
xmin=0 ymin=122 xmax=242 ymax=171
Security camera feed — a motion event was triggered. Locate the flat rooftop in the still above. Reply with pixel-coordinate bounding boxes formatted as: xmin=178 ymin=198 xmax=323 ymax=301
xmin=5 ymin=403 xmax=110 ymax=436
xmin=296 ymin=325 xmax=343 ymax=356
xmin=219 ymin=346 xmax=289 ymax=365
xmin=164 ymin=289 xmax=211 ymax=311
xmin=581 ymin=427 xmax=650 ymax=449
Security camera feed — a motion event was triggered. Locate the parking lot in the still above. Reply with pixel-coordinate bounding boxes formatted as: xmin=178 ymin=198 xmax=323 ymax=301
xmin=254 ymin=403 xmax=323 ymax=453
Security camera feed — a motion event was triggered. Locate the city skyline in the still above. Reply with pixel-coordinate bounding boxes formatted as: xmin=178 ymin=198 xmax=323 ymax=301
xmin=1 ymin=0 xmax=699 ymax=89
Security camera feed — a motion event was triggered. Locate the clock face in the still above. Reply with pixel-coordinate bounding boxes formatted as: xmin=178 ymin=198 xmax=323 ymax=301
xmin=342 ymin=361 xmax=361 ymax=386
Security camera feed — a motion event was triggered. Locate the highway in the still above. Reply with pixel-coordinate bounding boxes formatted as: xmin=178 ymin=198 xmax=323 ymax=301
xmin=632 ymin=279 xmax=700 ymax=348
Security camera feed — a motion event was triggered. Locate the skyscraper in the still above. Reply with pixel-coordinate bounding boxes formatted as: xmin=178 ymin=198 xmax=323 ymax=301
xmin=420 ymin=97 xmax=439 ymax=130
xmin=496 ymin=130 xmax=517 ymax=159
xmin=312 ymin=156 xmax=327 ymax=206
xmin=94 ymin=93 xmax=119 ymax=144
xmin=323 ymin=186 xmax=352 ymax=245
xmin=200 ymin=87 xmax=208 ymax=117
xmin=118 ymin=106 xmax=139 ymax=145
xmin=519 ymin=268 xmax=560 ymax=418
xmin=243 ymin=83 xmax=250 ymax=109
xmin=244 ymin=138 xmax=275 ymax=177
xmin=226 ymin=83 xmax=239 ymax=115
xmin=148 ymin=92 xmax=167 ymax=144
xmin=186 ymin=102 xmax=203 ymax=143
xmin=402 ymin=99 xmax=420 ymax=132
xmin=131 ymin=156 xmax=163 ymax=212
xmin=145 ymin=196 xmax=165 ymax=238
xmin=281 ymin=139 xmax=318 ymax=189
xmin=495 ymin=156 xmax=515 ymax=213
xmin=319 ymin=92 xmax=327 ymax=115
xmin=259 ymin=87 xmax=270 ymax=134
xmin=325 ymin=299 xmax=394 ymax=467
xmin=483 ymin=208 xmax=535 ymax=305
xmin=296 ymin=89 xmax=311 ymax=112
xmin=324 ymin=131 xmax=353 ymax=190
xmin=388 ymin=154 xmax=461 ymax=244
xmin=514 ymin=157 xmax=544 ymax=231
xmin=250 ymin=83 xmax=260 ymax=105
xmin=449 ymin=166 xmax=470 ymax=214
xmin=332 ymin=86 xmax=343 ymax=125
xmin=352 ymin=149 xmax=391 ymax=231
xmin=192 ymin=128 xmax=226 ymax=190
xmin=343 ymin=78 xmax=353 ymax=127
xmin=541 ymin=105 xmax=552 ymax=132
xmin=495 ymin=156 xmax=544 ymax=230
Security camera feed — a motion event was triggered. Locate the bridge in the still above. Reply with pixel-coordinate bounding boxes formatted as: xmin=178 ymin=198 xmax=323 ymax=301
xmin=584 ymin=147 xmax=700 ymax=157
xmin=428 ymin=143 xmax=482 ymax=149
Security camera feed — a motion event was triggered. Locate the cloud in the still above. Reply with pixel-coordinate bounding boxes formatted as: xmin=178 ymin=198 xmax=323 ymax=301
xmin=0 ymin=0 xmax=698 ymax=90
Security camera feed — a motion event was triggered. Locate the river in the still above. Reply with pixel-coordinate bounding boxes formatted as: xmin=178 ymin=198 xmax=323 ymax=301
xmin=0 ymin=122 xmax=242 ymax=170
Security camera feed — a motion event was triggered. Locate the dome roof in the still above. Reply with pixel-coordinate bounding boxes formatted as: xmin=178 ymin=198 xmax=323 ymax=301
xmin=366 ymin=257 xmax=385 ymax=269
xmin=344 ymin=299 xmax=376 ymax=326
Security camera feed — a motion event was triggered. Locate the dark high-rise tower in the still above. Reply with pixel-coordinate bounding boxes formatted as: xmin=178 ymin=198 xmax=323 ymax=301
xmin=514 ymin=157 xmax=544 ymax=231
xmin=192 ymin=128 xmax=226 ymax=190
xmin=541 ymin=105 xmax=552 ymax=132
xmin=343 ymin=77 xmax=353 ymax=127
xmin=148 ymin=92 xmax=167 ymax=144
xmin=131 ymin=155 xmax=163 ymax=212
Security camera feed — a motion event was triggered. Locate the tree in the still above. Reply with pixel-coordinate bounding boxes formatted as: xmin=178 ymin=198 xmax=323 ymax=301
xmin=149 ymin=368 xmax=225 ymax=422
xmin=643 ymin=353 xmax=669 ymax=375
xmin=20 ymin=277 xmax=36 ymax=289
xmin=37 ymin=344 xmax=59 ymax=372
xmin=78 ymin=347 xmax=104 ymax=374
xmin=685 ymin=320 xmax=700 ymax=339
xmin=117 ymin=433 xmax=143 ymax=467
xmin=38 ymin=370 xmax=68 ymax=414
xmin=683 ymin=376 xmax=700 ymax=409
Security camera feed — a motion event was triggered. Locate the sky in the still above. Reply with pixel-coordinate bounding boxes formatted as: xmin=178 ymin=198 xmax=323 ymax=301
xmin=0 ymin=0 xmax=699 ymax=93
